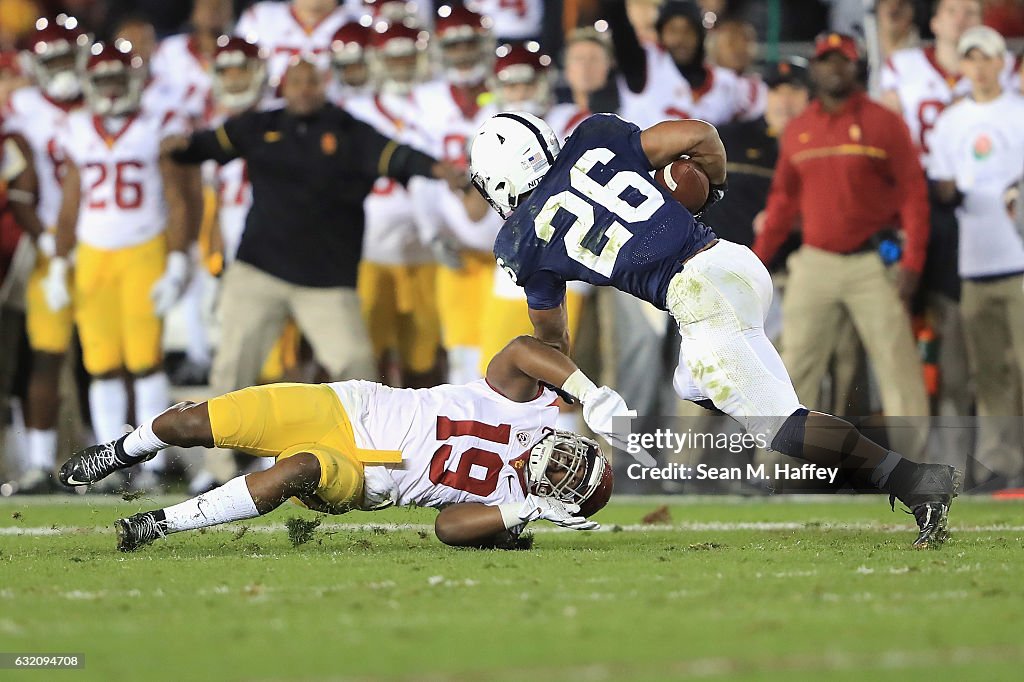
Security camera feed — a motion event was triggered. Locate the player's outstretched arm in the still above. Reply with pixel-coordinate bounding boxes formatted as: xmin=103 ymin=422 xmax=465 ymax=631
xmin=486 ymin=334 xmax=579 ymax=402
xmin=640 ymin=119 xmax=727 ymax=185
xmin=528 ymin=304 xmax=570 ymax=355
xmin=434 ymin=503 xmax=519 ymax=548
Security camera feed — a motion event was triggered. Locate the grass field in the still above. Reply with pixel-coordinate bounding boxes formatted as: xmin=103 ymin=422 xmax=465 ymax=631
xmin=2 ymin=494 xmax=1023 ymax=681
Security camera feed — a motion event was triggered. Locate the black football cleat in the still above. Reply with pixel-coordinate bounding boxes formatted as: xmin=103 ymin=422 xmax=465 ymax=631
xmin=116 ymin=511 xmax=167 ymax=552
xmin=890 ymin=464 xmax=962 ymax=549
xmin=59 ymin=435 xmax=145 ymax=487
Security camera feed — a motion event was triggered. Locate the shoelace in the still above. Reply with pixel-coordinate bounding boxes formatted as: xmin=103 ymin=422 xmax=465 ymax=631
xmin=132 ymin=514 xmax=167 ymax=541
xmin=79 ymin=441 xmax=123 ymax=481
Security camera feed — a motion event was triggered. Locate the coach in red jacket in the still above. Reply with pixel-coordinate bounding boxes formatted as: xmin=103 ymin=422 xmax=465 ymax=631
xmin=753 ymin=33 xmax=930 ymax=447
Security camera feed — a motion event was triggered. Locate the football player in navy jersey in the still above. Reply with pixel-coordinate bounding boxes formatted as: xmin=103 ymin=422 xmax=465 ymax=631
xmin=470 ymin=111 xmax=961 ymax=548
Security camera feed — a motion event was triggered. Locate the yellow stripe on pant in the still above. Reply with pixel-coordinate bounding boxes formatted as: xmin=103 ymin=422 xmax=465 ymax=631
xmin=207 ymin=383 xmax=401 ymax=512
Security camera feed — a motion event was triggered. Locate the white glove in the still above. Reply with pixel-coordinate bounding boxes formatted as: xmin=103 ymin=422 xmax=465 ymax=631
xmin=36 ymin=232 xmax=57 ymax=259
xmin=499 ymin=494 xmax=600 ymax=531
xmin=581 ymin=385 xmax=637 ymax=450
xmin=430 ymin=235 xmax=464 ymax=270
xmin=42 ymin=257 xmax=70 ymax=312
xmin=150 ymin=251 xmax=189 ymax=317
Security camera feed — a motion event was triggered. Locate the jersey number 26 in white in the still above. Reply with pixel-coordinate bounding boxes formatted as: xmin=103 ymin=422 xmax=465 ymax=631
xmin=533 ymin=147 xmax=663 ymax=277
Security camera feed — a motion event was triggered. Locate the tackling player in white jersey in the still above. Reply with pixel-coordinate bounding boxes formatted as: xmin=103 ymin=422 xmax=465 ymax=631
xmin=42 ymin=43 xmax=198 ymax=486
xmin=59 ymin=336 xmax=628 ymax=552
xmin=345 ymin=20 xmax=442 ymax=388
xmin=1 ymin=16 xmax=89 ymax=492
xmin=235 ymin=0 xmax=353 ymax=88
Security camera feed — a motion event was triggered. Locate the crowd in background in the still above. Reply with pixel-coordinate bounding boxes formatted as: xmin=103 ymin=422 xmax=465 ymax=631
xmin=0 ymin=0 xmax=1022 ymax=497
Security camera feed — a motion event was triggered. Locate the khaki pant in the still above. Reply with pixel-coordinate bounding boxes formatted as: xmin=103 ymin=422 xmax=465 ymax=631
xmin=960 ymin=275 xmax=1024 ymax=480
xmin=211 ymin=261 xmax=375 ymax=395
xmin=782 ymin=246 xmax=928 ymax=458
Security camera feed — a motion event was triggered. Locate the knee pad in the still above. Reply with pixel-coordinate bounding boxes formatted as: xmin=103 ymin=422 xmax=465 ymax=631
xmin=770 ymin=408 xmax=809 ymax=457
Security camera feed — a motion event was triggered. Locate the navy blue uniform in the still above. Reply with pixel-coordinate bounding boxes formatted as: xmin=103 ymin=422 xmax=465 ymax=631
xmin=493 ymin=114 xmax=716 ymax=310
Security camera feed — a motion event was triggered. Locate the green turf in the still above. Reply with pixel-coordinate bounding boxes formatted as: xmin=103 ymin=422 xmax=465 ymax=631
xmin=2 ymin=495 xmax=1023 ymax=681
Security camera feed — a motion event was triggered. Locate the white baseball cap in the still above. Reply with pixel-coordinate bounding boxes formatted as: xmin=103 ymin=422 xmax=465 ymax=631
xmin=958 ymin=26 xmax=1006 ymax=58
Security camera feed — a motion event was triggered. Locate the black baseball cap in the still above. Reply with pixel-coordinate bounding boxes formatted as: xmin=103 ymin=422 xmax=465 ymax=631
xmin=763 ymin=58 xmax=809 ymax=88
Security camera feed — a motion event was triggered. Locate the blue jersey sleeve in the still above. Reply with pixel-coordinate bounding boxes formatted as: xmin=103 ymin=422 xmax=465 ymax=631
xmin=523 ymin=270 xmax=567 ymax=310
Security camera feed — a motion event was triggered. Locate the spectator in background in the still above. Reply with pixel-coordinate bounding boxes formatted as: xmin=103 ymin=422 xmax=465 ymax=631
xmin=753 ymin=33 xmax=931 ymax=457
xmin=602 ymin=0 xmax=763 ymax=128
xmin=929 ymin=26 xmax=1024 ymax=490
xmin=707 ymin=18 xmax=766 ymax=125
xmin=559 ymin=25 xmax=618 ymax=114
xmin=876 ymin=0 xmax=920 ymax=60
xmin=625 ymin=0 xmax=662 ymax=46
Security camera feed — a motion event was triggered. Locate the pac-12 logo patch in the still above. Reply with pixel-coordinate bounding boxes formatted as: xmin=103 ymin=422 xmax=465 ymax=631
xmin=516 ymin=432 xmax=531 ymax=448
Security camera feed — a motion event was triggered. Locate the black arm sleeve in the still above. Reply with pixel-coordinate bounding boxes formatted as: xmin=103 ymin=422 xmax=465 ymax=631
xmin=172 ymin=114 xmax=248 ymax=165
xmin=355 ymin=119 xmax=437 ymax=184
xmin=600 ymin=0 xmax=647 ymax=93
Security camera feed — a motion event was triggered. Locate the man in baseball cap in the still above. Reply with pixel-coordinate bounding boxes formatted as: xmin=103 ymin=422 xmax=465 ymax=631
xmin=813 ymin=32 xmax=861 ymax=62
xmin=957 ymin=25 xmax=1006 ymax=58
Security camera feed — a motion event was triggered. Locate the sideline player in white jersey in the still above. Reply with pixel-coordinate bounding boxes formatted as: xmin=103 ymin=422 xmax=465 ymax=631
xmin=603 ymin=0 xmax=762 ymax=128
xmin=235 ymin=0 xmax=353 ymax=88
xmin=410 ymin=4 xmax=497 ymax=384
xmin=344 ymin=20 xmax=442 ymax=388
xmin=59 ymin=336 xmax=628 ymax=552
xmin=879 ymin=0 xmax=1019 ymax=162
xmin=477 ymin=42 xmax=593 ymax=377
xmin=205 ymin=37 xmax=269 ymax=268
xmin=1 ymin=16 xmax=89 ymax=492
xmin=41 ymin=43 xmax=198 ymax=486
xmin=150 ymin=0 xmax=235 ymax=120
xmin=327 ymin=19 xmax=374 ymax=106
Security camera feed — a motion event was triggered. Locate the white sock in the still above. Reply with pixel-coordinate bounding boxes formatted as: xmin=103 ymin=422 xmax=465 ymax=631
xmin=134 ymin=373 xmax=170 ymax=471
xmin=447 ymin=346 xmax=482 ymax=384
xmin=122 ymin=416 xmax=171 ymax=460
xmin=162 ymin=475 xmax=260 ymax=533
xmin=26 ymin=428 xmax=57 ymax=471
xmin=88 ymin=378 xmax=128 ymax=443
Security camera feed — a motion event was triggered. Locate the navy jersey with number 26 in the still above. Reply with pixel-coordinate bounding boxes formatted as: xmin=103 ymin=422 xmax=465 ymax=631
xmin=492 ymin=114 xmax=716 ymax=311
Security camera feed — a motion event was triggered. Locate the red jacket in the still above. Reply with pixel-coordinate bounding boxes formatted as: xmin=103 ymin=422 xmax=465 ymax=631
xmin=753 ymin=91 xmax=930 ymax=272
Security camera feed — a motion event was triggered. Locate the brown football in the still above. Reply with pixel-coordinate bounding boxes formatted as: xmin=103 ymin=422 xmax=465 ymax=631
xmin=654 ymin=159 xmax=710 ymax=213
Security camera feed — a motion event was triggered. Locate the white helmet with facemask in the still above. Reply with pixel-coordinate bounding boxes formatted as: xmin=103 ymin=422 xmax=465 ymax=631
xmin=469 ymin=111 xmax=560 ymax=219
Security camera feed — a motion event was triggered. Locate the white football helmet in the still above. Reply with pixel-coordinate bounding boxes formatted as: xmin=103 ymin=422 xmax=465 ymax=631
xmin=469 ymin=111 xmax=560 ymax=219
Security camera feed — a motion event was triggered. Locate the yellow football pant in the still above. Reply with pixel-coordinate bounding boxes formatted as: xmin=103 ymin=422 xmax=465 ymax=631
xmin=74 ymin=234 xmax=166 ymax=375
xmin=436 ymin=250 xmax=495 ymax=348
xmin=478 ymin=290 xmax=587 ymax=375
xmin=358 ymin=261 xmax=440 ymax=373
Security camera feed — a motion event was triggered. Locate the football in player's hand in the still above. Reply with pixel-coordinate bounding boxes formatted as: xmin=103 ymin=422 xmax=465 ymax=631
xmin=655 ymin=159 xmax=709 ymax=213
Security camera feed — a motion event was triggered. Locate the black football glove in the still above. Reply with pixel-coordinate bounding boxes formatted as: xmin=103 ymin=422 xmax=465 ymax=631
xmin=696 ymin=181 xmax=728 ymax=217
